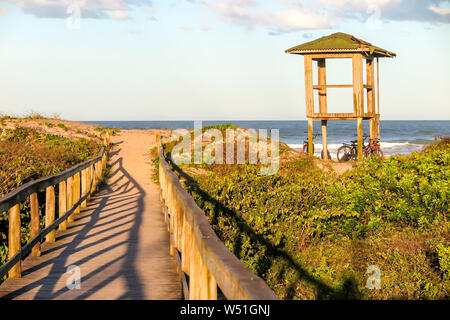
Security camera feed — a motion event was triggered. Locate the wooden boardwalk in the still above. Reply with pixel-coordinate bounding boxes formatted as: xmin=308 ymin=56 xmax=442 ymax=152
xmin=0 ymin=131 xmax=182 ymax=300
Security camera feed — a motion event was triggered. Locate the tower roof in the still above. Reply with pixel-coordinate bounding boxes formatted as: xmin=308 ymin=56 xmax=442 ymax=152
xmin=285 ymin=32 xmax=396 ymax=57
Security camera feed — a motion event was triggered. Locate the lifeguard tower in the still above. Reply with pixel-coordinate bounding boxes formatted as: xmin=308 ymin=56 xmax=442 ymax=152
xmin=285 ymin=32 xmax=396 ymax=161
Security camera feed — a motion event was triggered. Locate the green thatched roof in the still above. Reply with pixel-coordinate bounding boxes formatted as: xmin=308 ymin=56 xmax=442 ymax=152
xmin=285 ymin=32 xmax=396 ymax=57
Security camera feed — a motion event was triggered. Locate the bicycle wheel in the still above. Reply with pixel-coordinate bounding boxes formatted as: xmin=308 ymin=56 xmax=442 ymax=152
xmin=369 ymin=148 xmax=384 ymax=158
xmin=337 ymin=146 xmax=353 ymax=162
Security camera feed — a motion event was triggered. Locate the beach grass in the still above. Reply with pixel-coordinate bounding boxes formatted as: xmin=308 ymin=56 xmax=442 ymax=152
xmin=161 ymin=135 xmax=449 ymax=299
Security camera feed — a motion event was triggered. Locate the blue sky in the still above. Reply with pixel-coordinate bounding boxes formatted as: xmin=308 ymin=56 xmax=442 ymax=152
xmin=0 ymin=0 xmax=449 ymax=120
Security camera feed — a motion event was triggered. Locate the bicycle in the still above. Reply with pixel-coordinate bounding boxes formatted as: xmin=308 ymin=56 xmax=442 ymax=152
xmin=302 ymin=133 xmax=332 ymax=160
xmin=336 ymin=135 xmax=383 ymax=162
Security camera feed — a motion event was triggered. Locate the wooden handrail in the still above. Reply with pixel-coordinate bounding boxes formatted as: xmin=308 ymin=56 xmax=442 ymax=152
xmin=0 ymin=148 xmax=105 ymax=213
xmin=0 ymin=146 xmax=107 ymax=280
xmin=158 ymin=140 xmax=278 ymax=300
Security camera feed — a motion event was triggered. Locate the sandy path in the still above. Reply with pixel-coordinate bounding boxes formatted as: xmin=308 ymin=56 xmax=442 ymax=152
xmin=0 ymin=129 xmax=181 ymax=300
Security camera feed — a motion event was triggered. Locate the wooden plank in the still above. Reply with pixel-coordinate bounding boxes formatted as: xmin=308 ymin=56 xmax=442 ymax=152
xmin=67 ymin=176 xmax=74 ymax=223
xmin=321 ymin=120 xmax=328 ymax=160
xmin=366 ymin=58 xmax=376 ymax=139
xmin=58 ymin=181 xmax=67 ymax=231
xmin=309 ymin=53 xmax=359 ymax=59
xmin=74 ymin=172 xmax=81 ymax=216
xmin=357 ymin=118 xmax=363 ymax=162
xmin=81 ymin=169 xmax=87 ymax=208
xmin=308 ymin=118 xmax=314 ymax=156
xmin=304 ymin=55 xmax=314 ymax=117
xmin=313 ymin=84 xmax=352 ymax=89
xmin=376 ymin=58 xmax=381 ymax=139
xmin=352 ymin=54 xmax=364 ymax=117
xmin=317 ymin=59 xmax=327 ymax=113
xmin=8 ymin=204 xmax=21 ymax=278
xmin=45 ymin=186 xmax=55 ymax=243
xmin=0 ymin=132 xmax=181 ymax=300
xmin=30 ymin=193 xmax=41 ymax=257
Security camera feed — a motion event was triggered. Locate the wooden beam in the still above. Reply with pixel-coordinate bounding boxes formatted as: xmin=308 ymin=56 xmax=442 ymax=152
xmin=317 ymin=59 xmax=328 ymax=160
xmin=366 ymin=58 xmax=376 ymax=140
xmin=321 ymin=120 xmax=328 ymax=160
xmin=81 ymin=169 xmax=87 ymax=208
xmin=74 ymin=172 xmax=81 ymax=217
xmin=67 ymin=176 xmax=74 ymax=223
xmin=317 ymin=59 xmax=327 ymax=113
xmin=304 ymin=55 xmax=314 ymax=117
xmin=308 ymin=118 xmax=314 ymax=156
xmin=30 ymin=192 xmax=41 ymax=257
xmin=45 ymin=186 xmax=55 ymax=242
xmin=357 ymin=118 xmax=363 ymax=162
xmin=8 ymin=204 xmax=21 ymax=278
xmin=352 ymin=54 xmax=364 ymax=117
xmin=313 ymin=84 xmax=352 ymax=89
xmin=58 ymin=180 xmax=67 ymax=231
xmin=377 ymin=58 xmax=381 ymax=140
xmin=309 ymin=53 xmax=358 ymax=59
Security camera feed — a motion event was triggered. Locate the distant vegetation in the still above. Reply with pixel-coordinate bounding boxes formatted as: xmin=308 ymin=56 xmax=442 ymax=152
xmin=0 ymin=126 xmax=101 ymax=273
xmin=161 ymin=130 xmax=449 ymax=299
xmin=57 ymin=123 xmax=68 ymax=131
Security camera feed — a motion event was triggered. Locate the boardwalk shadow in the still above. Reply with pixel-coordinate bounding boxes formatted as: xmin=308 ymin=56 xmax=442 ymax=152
xmin=0 ymin=151 xmax=147 ymax=300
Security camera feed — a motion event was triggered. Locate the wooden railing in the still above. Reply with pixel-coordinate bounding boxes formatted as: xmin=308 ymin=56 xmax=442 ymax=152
xmin=0 ymin=146 xmax=108 ymax=280
xmin=157 ymin=138 xmax=278 ymax=300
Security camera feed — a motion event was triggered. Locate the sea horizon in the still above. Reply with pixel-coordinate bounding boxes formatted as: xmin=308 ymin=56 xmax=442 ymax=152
xmin=83 ymin=120 xmax=450 ymax=158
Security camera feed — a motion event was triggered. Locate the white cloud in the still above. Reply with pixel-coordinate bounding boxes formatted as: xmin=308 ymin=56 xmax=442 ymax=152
xmin=206 ymin=0 xmax=331 ymax=33
xmin=199 ymin=0 xmax=450 ymax=34
xmin=2 ymin=0 xmax=152 ymax=19
xmin=429 ymin=4 xmax=450 ymax=16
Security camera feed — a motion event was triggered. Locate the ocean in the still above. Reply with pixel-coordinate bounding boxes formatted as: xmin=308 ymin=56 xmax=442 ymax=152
xmin=84 ymin=120 xmax=449 ymax=158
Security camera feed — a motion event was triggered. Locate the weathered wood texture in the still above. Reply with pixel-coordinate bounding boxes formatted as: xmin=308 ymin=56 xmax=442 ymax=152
xmin=8 ymin=205 xmax=21 ymax=278
xmin=45 ymin=186 xmax=55 ymax=243
xmin=300 ymin=52 xmax=383 ymax=161
xmin=304 ymin=55 xmax=314 ymax=117
xmin=0 ymin=132 xmax=181 ymax=300
xmin=158 ymin=137 xmax=278 ymax=300
xmin=318 ymin=59 xmax=328 ymax=160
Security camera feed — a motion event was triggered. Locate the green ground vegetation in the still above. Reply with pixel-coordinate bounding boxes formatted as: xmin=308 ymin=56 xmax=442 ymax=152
xmin=159 ymin=128 xmax=449 ymax=300
xmin=0 ymin=126 xmax=102 ymax=273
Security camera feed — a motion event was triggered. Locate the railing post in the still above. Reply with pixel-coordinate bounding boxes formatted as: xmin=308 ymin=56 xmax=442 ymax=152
xmin=59 ymin=180 xmax=67 ymax=231
xmin=87 ymin=165 xmax=92 ymax=201
xmin=181 ymin=213 xmax=191 ymax=276
xmin=45 ymin=186 xmax=56 ymax=242
xmin=74 ymin=172 xmax=81 ymax=216
xmin=8 ymin=204 xmax=21 ymax=278
xmin=98 ymin=159 xmax=103 ymax=181
xmin=91 ymin=165 xmax=95 ymax=194
xmin=67 ymin=176 xmax=74 ymax=223
xmin=81 ymin=169 xmax=87 ymax=208
xmin=102 ymin=151 xmax=107 ymax=172
xmin=189 ymin=239 xmax=201 ymax=300
xmin=30 ymin=192 xmax=41 ymax=257
xmin=198 ymin=253 xmax=217 ymax=300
